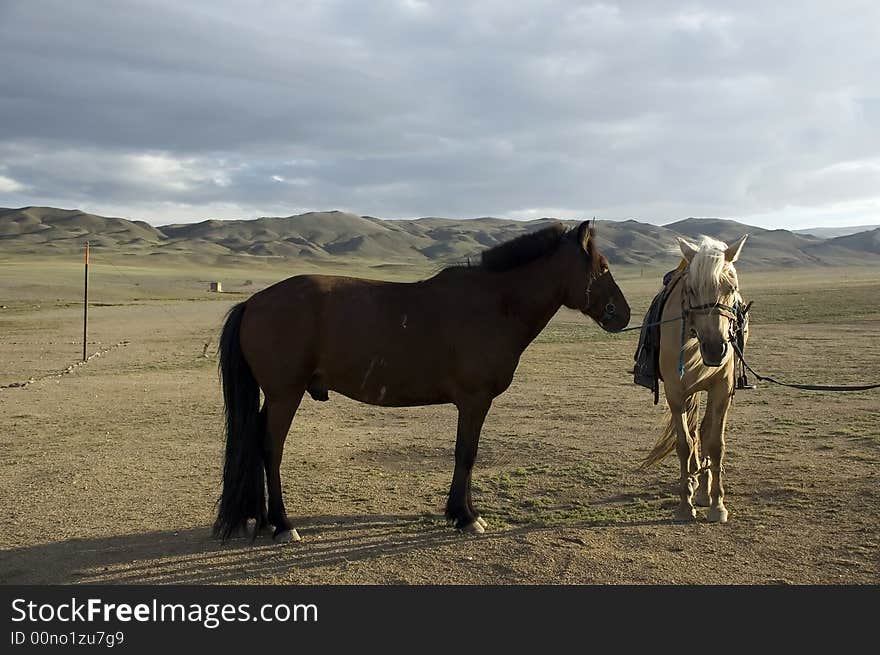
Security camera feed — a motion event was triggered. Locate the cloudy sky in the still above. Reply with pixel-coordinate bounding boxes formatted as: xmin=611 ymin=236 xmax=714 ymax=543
xmin=1 ymin=0 xmax=878 ymax=228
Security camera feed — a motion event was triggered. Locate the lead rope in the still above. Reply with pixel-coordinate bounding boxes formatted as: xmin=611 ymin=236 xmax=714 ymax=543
xmin=731 ymin=340 xmax=880 ymax=392
xmin=610 ymin=314 xmax=683 ymax=333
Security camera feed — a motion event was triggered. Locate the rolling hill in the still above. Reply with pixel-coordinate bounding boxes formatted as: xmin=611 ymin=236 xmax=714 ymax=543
xmin=0 ymin=207 xmax=165 ymax=251
xmin=824 ymin=227 xmax=880 ymax=255
xmin=1 ymin=206 xmax=879 ymax=269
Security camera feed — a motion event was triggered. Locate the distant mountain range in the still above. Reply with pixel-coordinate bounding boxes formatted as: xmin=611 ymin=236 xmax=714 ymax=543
xmin=1 ymin=206 xmax=879 ymax=269
xmin=795 ymin=224 xmax=880 ymax=239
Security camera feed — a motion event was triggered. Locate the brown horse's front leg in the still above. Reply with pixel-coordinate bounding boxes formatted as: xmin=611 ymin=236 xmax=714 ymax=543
xmin=465 ymin=471 xmax=488 ymax=532
xmin=446 ymin=397 xmax=492 ymax=533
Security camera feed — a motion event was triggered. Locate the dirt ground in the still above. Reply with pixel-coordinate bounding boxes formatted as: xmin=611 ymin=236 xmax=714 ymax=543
xmin=0 ymin=259 xmax=877 ymax=584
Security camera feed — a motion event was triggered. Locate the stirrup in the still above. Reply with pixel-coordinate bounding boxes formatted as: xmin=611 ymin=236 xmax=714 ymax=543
xmin=736 ymin=373 xmax=756 ymax=390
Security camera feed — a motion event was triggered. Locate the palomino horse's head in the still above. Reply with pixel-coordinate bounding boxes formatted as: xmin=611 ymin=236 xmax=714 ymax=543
xmin=678 ymin=234 xmax=748 ymax=367
xmin=562 ymin=221 xmax=630 ymax=332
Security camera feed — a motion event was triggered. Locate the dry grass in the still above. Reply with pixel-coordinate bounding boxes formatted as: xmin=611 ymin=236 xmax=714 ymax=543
xmin=0 ymin=258 xmax=877 ymax=584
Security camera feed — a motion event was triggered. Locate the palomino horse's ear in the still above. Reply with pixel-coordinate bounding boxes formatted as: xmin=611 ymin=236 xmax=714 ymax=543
xmin=725 ymin=234 xmax=748 ymax=263
xmin=677 ymin=237 xmax=699 ymax=263
xmin=576 ymin=220 xmax=592 ymax=251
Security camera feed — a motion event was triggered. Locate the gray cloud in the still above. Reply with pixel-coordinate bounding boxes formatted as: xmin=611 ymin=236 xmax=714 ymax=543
xmin=1 ymin=0 xmax=878 ymax=227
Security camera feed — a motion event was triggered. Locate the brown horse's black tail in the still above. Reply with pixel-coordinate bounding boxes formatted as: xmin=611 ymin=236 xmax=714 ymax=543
xmin=214 ymin=302 xmax=266 ymax=540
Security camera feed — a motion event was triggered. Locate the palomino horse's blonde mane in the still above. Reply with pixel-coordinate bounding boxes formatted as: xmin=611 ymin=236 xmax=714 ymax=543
xmin=684 ymin=236 xmax=740 ymax=299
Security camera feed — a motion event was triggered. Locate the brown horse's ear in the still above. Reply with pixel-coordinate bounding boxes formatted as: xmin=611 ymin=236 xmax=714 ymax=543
xmin=725 ymin=234 xmax=748 ymax=263
xmin=678 ymin=237 xmax=699 ymax=263
xmin=576 ymin=220 xmax=592 ymax=252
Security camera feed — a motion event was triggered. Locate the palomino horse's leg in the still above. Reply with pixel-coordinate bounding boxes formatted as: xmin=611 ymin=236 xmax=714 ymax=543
xmin=263 ymin=392 xmax=304 ymax=542
xmin=694 ymin=408 xmax=714 ymax=508
xmin=446 ymin=397 xmax=492 ymax=533
xmin=671 ymin=398 xmax=700 ymax=522
xmin=702 ymin=387 xmax=733 ymax=523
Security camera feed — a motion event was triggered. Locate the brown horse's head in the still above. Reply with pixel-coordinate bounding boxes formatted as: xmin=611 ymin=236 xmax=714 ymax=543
xmin=561 ymin=221 xmax=630 ymax=332
xmin=678 ymin=234 xmax=748 ymax=366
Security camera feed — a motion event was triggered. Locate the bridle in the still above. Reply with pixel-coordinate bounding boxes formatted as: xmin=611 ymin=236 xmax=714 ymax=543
xmin=685 ymin=300 xmax=740 ymax=322
xmin=677 ymin=270 xmax=748 ymax=378
xmin=584 ymin=267 xmax=616 ymax=324
xmin=680 ymin=270 xmax=743 ymax=327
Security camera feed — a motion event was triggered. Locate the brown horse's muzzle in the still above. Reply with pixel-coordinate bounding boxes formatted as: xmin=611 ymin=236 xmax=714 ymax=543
xmin=582 ymin=271 xmax=631 ymax=332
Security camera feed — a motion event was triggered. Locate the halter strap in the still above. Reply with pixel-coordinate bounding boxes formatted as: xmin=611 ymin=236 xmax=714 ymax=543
xmin=686 ymin=301 xmax=739 ymax=321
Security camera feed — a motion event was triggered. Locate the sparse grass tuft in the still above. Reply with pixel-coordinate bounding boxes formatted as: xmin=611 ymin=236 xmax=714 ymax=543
xmin=475 ymin=460 xmax=669 ymax=528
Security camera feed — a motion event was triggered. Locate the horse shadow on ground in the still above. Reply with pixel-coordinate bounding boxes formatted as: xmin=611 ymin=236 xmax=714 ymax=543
xmin=0 ymin=514 xmax=455 ymax=584
xmin=0 ymin=512 xmax=669 ymax=585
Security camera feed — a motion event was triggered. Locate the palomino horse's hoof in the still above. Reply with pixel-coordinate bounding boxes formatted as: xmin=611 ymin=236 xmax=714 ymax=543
xmin=461 ymin=520 xmax=485 ymax=535
xmin=474 ymin=516 xmax=487 ymax=530
xmin=673 ymin=507 xmax=697 ymax=523
xmin=707 ymin=506 xmax=728 ymax=523
xmin=274 ymin=529 xmax=302 ymax=543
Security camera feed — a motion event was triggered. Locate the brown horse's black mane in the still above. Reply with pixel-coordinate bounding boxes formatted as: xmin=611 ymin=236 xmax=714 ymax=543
xmin=480 ymin=223 xmax=569 ymax=271
xmin=435 ymin=221 xmax=601 ymax=276
xmin=440 ymin=222 xmax=570 ymax=273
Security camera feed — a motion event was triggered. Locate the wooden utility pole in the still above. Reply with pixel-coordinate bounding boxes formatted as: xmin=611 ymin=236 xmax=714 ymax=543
xmin=83 ymin=241 xmax=89 ymax=361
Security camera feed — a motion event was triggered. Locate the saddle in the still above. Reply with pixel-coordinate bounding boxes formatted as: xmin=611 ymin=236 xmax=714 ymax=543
xmin=633 ymin=262 xmax=686 ymax=405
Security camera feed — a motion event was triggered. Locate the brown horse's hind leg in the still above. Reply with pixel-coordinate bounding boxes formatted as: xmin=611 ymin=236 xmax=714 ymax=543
xmin=263 ymin=391 xmax=304 ymax=542
xmin=446 ymin=397 xmax=492 ymax=533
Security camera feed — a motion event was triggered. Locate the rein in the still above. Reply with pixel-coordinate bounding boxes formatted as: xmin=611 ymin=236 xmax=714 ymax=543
xmin=612 ymin=314 xmax=682 ymax=333
xmin=731 ymin=341 xmax=880 ymax=392
xmin=612 ymin=274 xmax=687 ymax=333
xmin=673 ymin=273 xmax=880 ymax=391
xmin=620 ymin=263 xmax=880 ymax=394
xmin=679 ymin=275 xmax=880 ymax=391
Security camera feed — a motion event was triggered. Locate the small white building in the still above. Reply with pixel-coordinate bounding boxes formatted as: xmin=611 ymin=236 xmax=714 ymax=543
xmin=209 ymin=281 xmax=223 ymax=293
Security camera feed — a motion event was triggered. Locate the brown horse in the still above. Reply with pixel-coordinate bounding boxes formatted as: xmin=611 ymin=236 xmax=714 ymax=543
xmin=642 ymin=235 xmax=749 ymax=523
xmin=214 ymin=221 xmax=630 ymax=542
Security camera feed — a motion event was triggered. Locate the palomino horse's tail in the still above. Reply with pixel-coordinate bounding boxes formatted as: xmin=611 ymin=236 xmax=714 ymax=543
xmin=214 ymin=302 xmax=266 ymax=540
xmin=640 ymin=395 xmax=700 ymax=468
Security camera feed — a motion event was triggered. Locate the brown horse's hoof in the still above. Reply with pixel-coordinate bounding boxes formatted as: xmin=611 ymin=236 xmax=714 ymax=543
xmin=229 ymin=525 xmax=250 ymax=539
xmin=707 ymin=506 xmax=728 ymax=523
xmin=274 ymin=529 xmax=301 ymax=543
xmin=461 ymin=520 xmax=485 ymax=535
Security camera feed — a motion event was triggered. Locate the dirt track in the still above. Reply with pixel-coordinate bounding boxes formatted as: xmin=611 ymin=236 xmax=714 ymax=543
xmin=0 ymin=265 xmax=877 ymax=584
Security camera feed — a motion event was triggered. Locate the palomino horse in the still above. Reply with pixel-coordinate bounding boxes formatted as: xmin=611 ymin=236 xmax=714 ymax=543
xmin=642 ymin=235 xmax=749 ymax=523
xmin=215 ymin=221 xmax=631 ymax=542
